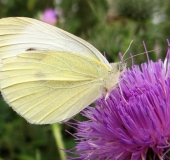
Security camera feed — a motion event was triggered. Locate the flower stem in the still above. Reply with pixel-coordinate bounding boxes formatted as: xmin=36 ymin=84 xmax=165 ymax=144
xmin=51 ymin=124 xmax=66 ymax=160
xmin=36 ymin=149 xmax=41 ymax=160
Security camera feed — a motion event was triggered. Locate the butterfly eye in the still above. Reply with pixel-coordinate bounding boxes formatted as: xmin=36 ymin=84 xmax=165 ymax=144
xmin=118 ymin=62 xmax=126 ymax=72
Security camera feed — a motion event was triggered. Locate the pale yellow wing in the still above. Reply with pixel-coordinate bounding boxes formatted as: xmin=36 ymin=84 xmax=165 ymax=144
xmin=0 ymin=51 xmax=108 ymax=124
xmin=0 ymin=17 xmax=111 ymax=69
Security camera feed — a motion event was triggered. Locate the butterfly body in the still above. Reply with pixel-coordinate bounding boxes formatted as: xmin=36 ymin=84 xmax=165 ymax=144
xmin=0 ymin=17 xmax=125 ymax=124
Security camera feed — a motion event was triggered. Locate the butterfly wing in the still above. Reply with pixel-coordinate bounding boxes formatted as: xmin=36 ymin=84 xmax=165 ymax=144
xmin=0 ymin=51 xmax=108 ymax=124
xmin=0 ymin=17 xmax=111 ymax=69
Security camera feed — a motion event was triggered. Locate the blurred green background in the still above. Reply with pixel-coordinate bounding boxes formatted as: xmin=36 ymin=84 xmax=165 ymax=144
xmin=0 ymin=0 xmax=170 ymax=159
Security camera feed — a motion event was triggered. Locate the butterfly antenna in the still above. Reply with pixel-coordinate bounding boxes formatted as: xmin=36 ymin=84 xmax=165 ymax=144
xmin=122 ymin=37 xmax=135 ymax=58
xmin=143 ymin=41 xmax=150 ymax=62
xmin=123 ymin=48 xmax=162 ymax=62
xmin=130 ymin=53 xmax=134 ymax=66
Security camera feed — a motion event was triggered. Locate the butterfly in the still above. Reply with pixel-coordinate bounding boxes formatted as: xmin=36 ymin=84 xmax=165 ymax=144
xmin=0 ymin=17 xmax=126 ymax=124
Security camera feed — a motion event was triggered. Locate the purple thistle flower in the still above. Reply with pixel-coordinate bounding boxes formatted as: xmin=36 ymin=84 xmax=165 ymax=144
xmin=41 ymin=8 xmax=57 ymax=25
xmin=68 ymin=41 xmax=170 ymax=160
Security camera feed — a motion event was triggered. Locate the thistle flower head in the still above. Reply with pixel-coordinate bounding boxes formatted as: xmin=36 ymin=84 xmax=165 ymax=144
xmin=68 ymin=41 xmax=170 ymax=160
xmin=41 ymin=8 xmax=57 ymax=25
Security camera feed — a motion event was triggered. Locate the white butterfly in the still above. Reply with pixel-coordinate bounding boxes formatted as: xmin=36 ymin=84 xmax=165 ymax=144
xmin=0 ymin=17 xmax=126 ymax=124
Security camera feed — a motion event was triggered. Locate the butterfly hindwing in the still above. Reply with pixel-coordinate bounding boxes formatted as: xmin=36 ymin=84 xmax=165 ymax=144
xmin=0 ymin=51 xmax=108 ymax=124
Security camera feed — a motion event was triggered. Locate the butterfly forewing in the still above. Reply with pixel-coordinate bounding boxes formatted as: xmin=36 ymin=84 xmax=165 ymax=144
xmin=0 ymin=17 xmax=111 ymax=69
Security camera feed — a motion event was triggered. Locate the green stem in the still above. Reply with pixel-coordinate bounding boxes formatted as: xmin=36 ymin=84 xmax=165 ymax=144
xmin=36 ymin=149 xmax=41 ymax=160
xmin=52 ymin=124 xmax=67 ymax=160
